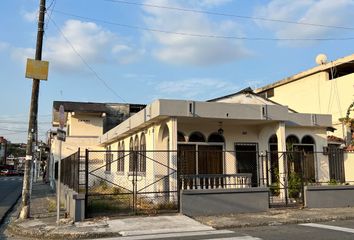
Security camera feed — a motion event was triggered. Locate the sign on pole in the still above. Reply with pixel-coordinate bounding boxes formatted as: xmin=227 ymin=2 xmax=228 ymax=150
xmin=25 ymin=58 xmax=49 ymax=80
xmin=57 ymin=129 xmax=66 ymax=142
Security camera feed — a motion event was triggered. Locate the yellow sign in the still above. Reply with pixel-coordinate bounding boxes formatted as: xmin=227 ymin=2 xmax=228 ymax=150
xmin=25 ymin=58 xmax=49 ymax=80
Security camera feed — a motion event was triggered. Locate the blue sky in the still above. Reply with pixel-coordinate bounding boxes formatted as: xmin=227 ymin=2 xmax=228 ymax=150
xmin=1 ymin=0 xmax=354 ymax=143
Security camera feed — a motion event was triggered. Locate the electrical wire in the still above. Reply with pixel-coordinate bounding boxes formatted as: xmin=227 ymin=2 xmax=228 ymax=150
xmin=51 ymin=10 xmax=354 ymax=41
xmin=102 ymin=0 xmax=354 ymax=31
xmin=47 ymin=14 xmax=128 ymax=103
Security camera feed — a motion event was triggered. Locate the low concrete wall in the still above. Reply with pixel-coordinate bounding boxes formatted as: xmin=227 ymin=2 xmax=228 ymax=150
xmin=305 ymin=185 xmax=354 ymax=208
xmin=59 ymin=182 xmax=85 ymax=222
xmin=180 ymin=188 xmax=269 ymax=216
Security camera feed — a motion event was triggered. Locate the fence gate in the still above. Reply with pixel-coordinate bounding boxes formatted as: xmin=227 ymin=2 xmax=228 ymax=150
xmin=263 ymin=151 xmax=306 ymax=207
xmin=85 ymin=150 xmax=179 ymax=218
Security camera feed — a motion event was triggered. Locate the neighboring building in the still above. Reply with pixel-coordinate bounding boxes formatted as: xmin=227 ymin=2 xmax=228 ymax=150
xmin=96 ymin=92 xmax=332 ymax=201
xmin=50 ymin=101 xmax=145 ymax=159
xmin=254 ymin=53 xmax=354 ymax=144
xmin=0 ymin=136 xmax=7 ymax=165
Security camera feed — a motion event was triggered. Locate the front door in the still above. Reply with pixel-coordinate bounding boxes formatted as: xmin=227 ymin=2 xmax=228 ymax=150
xmin=235 ymin=143 xmax=258 ymax=187
xmin=198 ymin=145 xmax=223 ymax=174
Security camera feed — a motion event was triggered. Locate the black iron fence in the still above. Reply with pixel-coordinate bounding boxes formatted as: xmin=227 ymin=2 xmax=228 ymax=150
xmin=55 ymin=147 xmax=353 ymax=217
xmin=55 ymin=149 xmax=81 ymax=193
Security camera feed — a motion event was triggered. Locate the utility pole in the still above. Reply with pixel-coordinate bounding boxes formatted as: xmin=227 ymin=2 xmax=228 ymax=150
xmin=20 ymin=0 xmax=46 ymax=219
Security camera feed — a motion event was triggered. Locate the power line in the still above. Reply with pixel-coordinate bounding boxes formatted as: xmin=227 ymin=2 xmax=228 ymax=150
xmin=47 ymin=14 xmax=128 ymax=103
xmin=103 ymin=0 xmax=354 ymax=31
xmin=52 ymin=10 xmax=354 ymax=41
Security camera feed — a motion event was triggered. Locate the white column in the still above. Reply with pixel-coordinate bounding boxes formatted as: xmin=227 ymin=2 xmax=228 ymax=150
xmin=168 ymin=117 xmax=178 ymax=197
xmin=276 ymin=122 xmax=287 ymax=200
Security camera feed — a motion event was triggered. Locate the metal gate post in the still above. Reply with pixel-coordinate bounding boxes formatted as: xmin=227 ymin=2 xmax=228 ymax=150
xmin=85 ymin=149 xmax=89 ymax=218
xmin=300 ymin=151 xmax=305 ymax=206
xmin=284 ymin=152 xmax=289 ymax=206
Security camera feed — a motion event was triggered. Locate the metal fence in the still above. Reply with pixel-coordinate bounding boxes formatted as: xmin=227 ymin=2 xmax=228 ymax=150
xmin=85 ymin=150 xmax=179 ymax=218
xmin=55 ymin=147 xmax=354 ymax=217
xmin=55 ymin=149 xmax=81 ymax=193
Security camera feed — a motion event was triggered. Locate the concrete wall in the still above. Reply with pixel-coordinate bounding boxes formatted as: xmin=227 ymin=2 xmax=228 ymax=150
xmin=344 ymin=152 xmax=354 ymax=182
xmin=305 ymin=185 xmax=354 ymax=208
xmin=180 ymin=188 xmax=269 ymax=216
xmin=59 ymin=182 xmax=85 ymax=222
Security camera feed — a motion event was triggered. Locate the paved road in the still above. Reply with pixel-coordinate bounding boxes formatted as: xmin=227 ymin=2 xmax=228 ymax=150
xmin=0 ymin=176 xmax=22 ymax=225
xmin=98 ymin=219 xmax=354 ymax=240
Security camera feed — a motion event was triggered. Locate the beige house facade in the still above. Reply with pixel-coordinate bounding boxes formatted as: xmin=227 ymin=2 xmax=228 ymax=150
xmin=96 ymin=94 xmax=332 ymax=198
xmin=254 ymin=54 xmax=354 ymax=144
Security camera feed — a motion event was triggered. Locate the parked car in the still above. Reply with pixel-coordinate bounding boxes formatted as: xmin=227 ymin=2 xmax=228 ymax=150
xmin=0 ymin=169 xmax=18 ymax=176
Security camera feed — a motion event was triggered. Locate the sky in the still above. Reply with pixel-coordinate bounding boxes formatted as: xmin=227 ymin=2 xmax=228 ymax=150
xmin=1 ymin=0 xmax=354 ymax=143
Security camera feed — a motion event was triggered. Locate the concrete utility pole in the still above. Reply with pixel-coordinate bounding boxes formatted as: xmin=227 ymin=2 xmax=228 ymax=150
xmin=20 ymin=0 xmax=46 ymax=219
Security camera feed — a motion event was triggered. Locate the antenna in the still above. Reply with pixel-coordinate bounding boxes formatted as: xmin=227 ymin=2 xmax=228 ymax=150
xmin=316 ymin=53 xmax=328 ymax=65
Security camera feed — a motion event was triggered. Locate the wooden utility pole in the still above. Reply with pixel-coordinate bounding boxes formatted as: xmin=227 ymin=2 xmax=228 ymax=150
xmin=20 ymin=0 xmax=46 ymax=219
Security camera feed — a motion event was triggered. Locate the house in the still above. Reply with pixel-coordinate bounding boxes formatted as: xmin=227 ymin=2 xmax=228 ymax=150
xmin=254 ymin=53 xmax=354 ymax=145
xmin=89 ymin=91 xmax=332 ymax=212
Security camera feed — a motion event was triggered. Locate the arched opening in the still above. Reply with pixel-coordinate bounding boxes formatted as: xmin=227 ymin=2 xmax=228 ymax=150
xmin=158 ymin=123 xmax=169 ymax=150
xmin=129 ymin=137 xmax=134 ymax=172
xmin=207 ymin=132 xmax=225 ymax=143
xmin=286 ymin=135 xmax=299 ymax=151
xmin=177 ymin=131 xmax=186 ymax=142
xmin=139 ymin=133 xmax=146 ymax=172
xmin=189 ymin=131 xmax=206 ymax=142
xmin=117 ymin=141 xmax=124 ymax=172
xmin=268 ymin=134 xmax=278 ymax=185
xmin=268 ymin=134 xmax=278 ymax=144
xmin=301 ymin=135 xmax=315 ymax=145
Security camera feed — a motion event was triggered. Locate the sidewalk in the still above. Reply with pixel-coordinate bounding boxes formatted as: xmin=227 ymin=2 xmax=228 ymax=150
xmin=6 ymin=180 xmax=354 ymax=239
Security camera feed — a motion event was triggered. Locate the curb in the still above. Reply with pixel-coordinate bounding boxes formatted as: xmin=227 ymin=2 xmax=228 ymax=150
xmin=0 ymin=191 xmax=22 ymax=226
xmin=209 ymin=215 xmax=354 ymax=230
xmin=6 ymin=222 xmax=121 ymax=240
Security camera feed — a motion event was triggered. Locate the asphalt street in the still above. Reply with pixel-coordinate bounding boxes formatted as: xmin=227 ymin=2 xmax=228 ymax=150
xmin=98 ymin=219 xmax=354 ymax=240
xmin=0 ymin=176 xmax=22 ymax=225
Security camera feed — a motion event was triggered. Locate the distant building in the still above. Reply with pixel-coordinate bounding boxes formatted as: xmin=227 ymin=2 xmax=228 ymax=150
xmin=0 ymin=136 xmax=7 ymax=165
xmin=50 ymin=101 xmax=146 ymax=159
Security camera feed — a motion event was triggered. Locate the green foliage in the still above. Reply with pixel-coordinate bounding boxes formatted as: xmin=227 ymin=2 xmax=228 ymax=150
xmin=270 ymin=167 xmax=280 ymax=196
xmin=6 ymin=143 xmax=26 ymax=157
xmin=328 ymin=179 xmax=339 ymax=185
xmin=288 ymin=172 xmax=302 ymax=199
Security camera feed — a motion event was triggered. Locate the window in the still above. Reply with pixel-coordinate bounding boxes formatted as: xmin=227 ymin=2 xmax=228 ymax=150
xmin=189 ymin=132 xmax=206 ymax=142
xmin=286 ymin=135 xmax=299 ymax=151
xmin=207 ymin=132 xmax=225 ymax=143
xmin=129 ymin=138 xmax=134 ymax=172
xmin=105 ymin=145 xmax=112 ymax=172
xmin=177 ymin=131 xmax=186 ymax=142
xmin=301 ymin=135 xmax=315 ymax=144
xmin=117 ymin=142 xmax=125 ymax=172
xmin=139 ymin=133 xmax=146 ymax=173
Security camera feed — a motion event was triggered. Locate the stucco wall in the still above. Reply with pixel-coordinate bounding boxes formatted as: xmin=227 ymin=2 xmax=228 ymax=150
xmin=344 ymin=152 xmax=354 ymax=182
xmin=268 ymin=72 xmax=354 ymax=139
xmin=68 ymin=113 xmax=103 ymax=137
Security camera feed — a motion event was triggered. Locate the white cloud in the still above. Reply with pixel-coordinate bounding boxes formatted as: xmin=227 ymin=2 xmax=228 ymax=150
xmin=143 ymin=0 xmax=251 ymax=66
xmin=195 ymin=0 xmax=232 ymax=7
xmin=155 ymin=78 xmax=238 ymax=100
xmin=21 ymin=9 xmax=38 ymax=22
xmin=42 ymin=20 xmax=143 ymax=72
xmin=10 ymin=47 xmax=35 ymax=63
xmin=254 ymin=0 xmax=354 ymax=45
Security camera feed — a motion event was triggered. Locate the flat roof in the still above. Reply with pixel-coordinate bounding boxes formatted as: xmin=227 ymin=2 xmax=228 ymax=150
xmin=255 ymin=53 xmax=354 ymax=93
